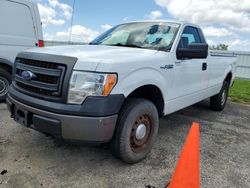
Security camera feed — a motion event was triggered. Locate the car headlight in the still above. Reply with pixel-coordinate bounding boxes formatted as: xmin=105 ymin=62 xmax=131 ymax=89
xmin=68 ymin=71 xmax=117 ymax=104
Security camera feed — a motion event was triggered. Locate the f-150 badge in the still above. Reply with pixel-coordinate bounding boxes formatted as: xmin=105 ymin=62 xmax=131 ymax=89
xmin=160 ymin=64 xmax=174 ymax=69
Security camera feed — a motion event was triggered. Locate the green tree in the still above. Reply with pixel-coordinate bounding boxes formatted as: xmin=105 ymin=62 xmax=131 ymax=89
xmin=209 ymin=44 xmax=229 ymax=50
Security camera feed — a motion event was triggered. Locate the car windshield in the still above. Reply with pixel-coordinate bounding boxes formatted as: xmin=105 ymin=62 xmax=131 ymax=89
xmin=90 ymin=22 xmax=180 ymax=51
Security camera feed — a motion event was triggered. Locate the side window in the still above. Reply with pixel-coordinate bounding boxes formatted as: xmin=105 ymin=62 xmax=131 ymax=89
xmin=198 ymin=28 xmax=207 ymax=44
xmin=178 ymin=26 xmax=201 ymax=48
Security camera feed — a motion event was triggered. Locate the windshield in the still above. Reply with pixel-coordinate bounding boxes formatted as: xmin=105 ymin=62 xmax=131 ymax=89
xmin=90 ymin=22 xmax=180 ymax=51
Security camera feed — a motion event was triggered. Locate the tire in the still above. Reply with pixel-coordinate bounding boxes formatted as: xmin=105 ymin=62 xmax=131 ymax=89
xmin=111 ymin=98 xmax=159 ymax=164
xmin=0 ymin=69 xmax=11 ymax=102
xmin=210 ymin=81 xmax=229 ymax=111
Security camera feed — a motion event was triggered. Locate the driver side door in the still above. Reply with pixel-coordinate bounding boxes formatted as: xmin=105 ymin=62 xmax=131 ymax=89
xmin=168 ymin=26 xmax=209 ymax=110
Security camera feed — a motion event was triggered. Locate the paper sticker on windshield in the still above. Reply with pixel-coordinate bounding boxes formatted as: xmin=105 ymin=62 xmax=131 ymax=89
xmin=166 ymin=23 xmax=180 ymax=28
xmin=159 ymin=23 xmax=180 ymax=28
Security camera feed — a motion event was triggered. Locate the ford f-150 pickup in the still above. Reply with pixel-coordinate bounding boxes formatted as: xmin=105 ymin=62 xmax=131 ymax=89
xmin=6 ymin=21 xmax=236 ymax=163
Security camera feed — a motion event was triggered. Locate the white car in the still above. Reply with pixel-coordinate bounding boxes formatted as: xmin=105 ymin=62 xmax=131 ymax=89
xmin=0 ymin=0 xmax=43 ymax=101
xmin=7 ymin=21 xmax=236 ymax=163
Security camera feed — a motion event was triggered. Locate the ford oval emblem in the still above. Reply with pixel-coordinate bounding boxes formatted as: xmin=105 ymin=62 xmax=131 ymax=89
xmin=21 ymin=70 xmax=35 ymax=81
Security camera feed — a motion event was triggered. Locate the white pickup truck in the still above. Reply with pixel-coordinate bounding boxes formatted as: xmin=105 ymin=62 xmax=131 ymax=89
xmin=7 ymin=21 xmax=236 ymax=163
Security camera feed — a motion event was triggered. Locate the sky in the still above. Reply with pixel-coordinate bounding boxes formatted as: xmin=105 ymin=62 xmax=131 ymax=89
xmin=37 ymin=0 xmax=250 ymax=51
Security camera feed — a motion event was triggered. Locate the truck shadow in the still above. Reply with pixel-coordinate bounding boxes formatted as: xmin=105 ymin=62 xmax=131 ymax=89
xmin=32 ymin=99 xmax=213 ymax=167
xmin=42 ymin=99 xmax=212 ymax=162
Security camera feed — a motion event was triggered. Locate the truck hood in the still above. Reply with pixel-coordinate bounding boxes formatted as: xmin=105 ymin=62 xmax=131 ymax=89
xmin=25 ymin=45 xmax=158 ymax=71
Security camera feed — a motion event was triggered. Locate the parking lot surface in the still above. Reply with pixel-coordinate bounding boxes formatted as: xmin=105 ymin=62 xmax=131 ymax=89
xmin=0 ymin=100 xmax=249 ymax=188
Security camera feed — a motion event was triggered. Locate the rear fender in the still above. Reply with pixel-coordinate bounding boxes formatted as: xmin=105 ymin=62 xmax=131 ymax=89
xmin=223 ymin=64 xmax=234 ymax=86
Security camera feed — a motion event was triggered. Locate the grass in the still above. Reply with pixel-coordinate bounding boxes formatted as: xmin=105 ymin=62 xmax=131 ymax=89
xmin=229 ymin=79 xmax=250 ymax=104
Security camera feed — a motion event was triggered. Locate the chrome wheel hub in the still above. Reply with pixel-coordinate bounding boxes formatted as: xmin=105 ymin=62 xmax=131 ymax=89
xmin=135 ymin=123 xmax=147 ymax=140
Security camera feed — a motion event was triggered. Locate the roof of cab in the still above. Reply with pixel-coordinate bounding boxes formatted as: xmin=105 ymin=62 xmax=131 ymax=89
xmin=122 ymin=20 xmax=200 ymax=28
xmin=9 ymin=0 xmax=36 ymax=4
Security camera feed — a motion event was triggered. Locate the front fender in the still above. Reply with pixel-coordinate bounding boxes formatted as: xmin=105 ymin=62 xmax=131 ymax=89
xmin=111 ymin=67 xmax=169 ymax=100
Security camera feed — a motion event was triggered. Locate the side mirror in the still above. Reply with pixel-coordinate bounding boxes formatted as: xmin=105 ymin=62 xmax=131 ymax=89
xmin=176 ymin=43 xmax=208 ymax=59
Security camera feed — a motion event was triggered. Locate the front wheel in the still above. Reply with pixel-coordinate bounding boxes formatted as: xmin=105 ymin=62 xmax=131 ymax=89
xmin=0 ymin=70 xmax=11 ymax=102
xmin=111 ymin=98 xmax=159 ymax=164
xmin=210 ymin=81 xmax=229 ymax=111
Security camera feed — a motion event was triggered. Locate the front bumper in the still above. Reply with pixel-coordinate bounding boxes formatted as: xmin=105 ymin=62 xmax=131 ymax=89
xmin=7 ymin=94 xmax=121 ymax=143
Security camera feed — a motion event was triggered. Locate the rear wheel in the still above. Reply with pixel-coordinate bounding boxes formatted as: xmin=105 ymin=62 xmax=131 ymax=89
xmin=210 ymin=81 xmax=229 ymax=111
xmin=0 ymin=69 xmax=11 ymax=102
xmin=111 ymin=98 xmax=159 ymax=164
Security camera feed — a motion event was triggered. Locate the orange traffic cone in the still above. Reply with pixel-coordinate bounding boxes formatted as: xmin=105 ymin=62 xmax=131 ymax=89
xmin=168 ymin=122 xmax=200 ymax=188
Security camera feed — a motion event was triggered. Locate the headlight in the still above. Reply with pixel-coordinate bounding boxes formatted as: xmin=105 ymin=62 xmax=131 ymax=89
xmin=68 ymin=71 xmax=117 ymax=104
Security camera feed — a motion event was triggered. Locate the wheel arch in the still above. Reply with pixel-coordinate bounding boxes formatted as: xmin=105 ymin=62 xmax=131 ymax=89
xmin=224 ymin=71 xmax=233 ymax=84
xmin=126 ymin=84 xmax=165 ymax=117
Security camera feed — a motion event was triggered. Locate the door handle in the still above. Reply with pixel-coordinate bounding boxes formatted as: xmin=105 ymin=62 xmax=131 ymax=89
xmin=202 ymin=62 xmax=207 ymax=71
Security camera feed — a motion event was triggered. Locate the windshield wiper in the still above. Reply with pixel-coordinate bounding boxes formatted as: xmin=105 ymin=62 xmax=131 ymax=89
xmin=89 ymin=42 xmax=99 ymax=45
xmin=111 ymin=43 xmax=142 ymax=49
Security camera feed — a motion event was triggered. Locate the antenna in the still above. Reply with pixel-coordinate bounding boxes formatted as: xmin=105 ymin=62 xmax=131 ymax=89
xmin=69 ymin=0 xmax=76 ymax=43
